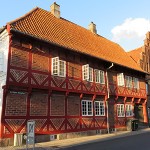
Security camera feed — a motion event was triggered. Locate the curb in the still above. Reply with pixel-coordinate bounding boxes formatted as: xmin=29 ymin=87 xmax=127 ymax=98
xmin=2 ymin=128 xmax=150 ymax=150
xmin=54 ymin=128 xmax=150 ymax=149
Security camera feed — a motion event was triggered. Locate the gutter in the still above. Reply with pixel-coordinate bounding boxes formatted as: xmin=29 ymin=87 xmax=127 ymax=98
xmin=106 ymin=63 xmax=114 ymax=134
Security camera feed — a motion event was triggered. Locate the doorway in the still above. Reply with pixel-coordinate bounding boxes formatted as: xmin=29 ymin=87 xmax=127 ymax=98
xmin=134 ymin=104 xmax=144 ymax=123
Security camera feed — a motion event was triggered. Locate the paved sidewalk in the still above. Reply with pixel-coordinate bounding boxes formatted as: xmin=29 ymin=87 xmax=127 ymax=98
xmin=1 ymin=128 xmax=150 ymax=150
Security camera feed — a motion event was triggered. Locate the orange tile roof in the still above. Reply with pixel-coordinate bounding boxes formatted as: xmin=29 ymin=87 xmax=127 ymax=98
xmin=8 ymin=7 xmax=144 ymax=72
xmin=127 ymin=47 xmax=143 ymax=63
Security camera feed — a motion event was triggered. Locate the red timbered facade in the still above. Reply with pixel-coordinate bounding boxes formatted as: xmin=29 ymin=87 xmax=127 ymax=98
xmin=128 ymin=32 xmax=150 ymax=109
xmin=0 ymin=3 xmax=148 ymax=140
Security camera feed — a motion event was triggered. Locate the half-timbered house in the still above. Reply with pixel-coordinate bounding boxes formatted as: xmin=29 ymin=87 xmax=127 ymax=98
xmin=0 ymin=2 xmax=148 ymax=143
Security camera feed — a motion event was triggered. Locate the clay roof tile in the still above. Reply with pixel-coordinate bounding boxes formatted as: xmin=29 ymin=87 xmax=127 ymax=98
xmin=8 ymin=7 xmax=144 ymax=72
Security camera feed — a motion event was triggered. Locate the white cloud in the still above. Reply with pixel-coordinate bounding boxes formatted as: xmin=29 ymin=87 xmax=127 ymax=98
xmin=111 ymin=18 xmax=150 ymax=51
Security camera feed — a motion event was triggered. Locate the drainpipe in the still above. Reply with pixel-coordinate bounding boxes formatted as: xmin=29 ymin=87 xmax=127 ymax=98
xmin=106 ymin=63 xmax=114 ymax=134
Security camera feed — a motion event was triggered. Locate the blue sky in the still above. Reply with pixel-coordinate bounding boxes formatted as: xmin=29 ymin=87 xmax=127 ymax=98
xmin=1 ymin=0 xmax=150 ymax=51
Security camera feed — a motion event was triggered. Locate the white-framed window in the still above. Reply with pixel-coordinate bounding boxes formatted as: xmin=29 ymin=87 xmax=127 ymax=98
xmin=117 ymin=104 xmax=125 ymax=117
xmin=82 ymin=64 xmax=89 ymax=81
xmin=117 ymin=73 xmax=125 ymax=86
xmin=133 ymin=77 xmax=139 ymax=89
xmin=89 ymin=67 xmax=93 ymax=82
xmin=81 ymin=100 xmax=93 ymax=116
xmin=95 ymin=69 xmax=105 ymax=84
xmin=126 ymin=104 xmax=134 ymax=117
xmin=125 ymin=76 xmax=132 ymax=88
xmin=95 ymin=101 xmax=105 ymax=116
xmin=52 ymin=57 xmax=66 ymax=77
xmin=82 ymin=64 xmax=93 ymax=82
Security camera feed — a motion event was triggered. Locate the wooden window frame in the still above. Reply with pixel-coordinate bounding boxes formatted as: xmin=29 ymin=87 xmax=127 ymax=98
xmin=95 ymin=101 xmax=105 ymax=116
xmin=125 ymin=76 xmax=133 ymax=88
xmin=52 ymin=57 xmax=66 ymax=77
xmin=126 ymin=104 xmax=134 ymax=117
xmin=117 ymin=104 xmax=125 ymax=117
xmin=81 ymin=100 xmax=93 ymax=116
xmin=95 ymin=69 xmax=105 ymax=84
xmin=117 ymin=73 xmax=125 ymax=86
xmin=133 ymin=77 xmax=139 ymax=89
xmin=82 ymin=64 xmax=93 ymax=82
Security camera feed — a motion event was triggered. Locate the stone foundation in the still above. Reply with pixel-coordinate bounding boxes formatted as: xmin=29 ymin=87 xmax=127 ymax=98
xmin=0 ymin=127 xmax=127 ymax=147
xmin=0 ymin=138 xmax=14 ymax=147
xmin=55 ymin=129 xmax=108 ymax=140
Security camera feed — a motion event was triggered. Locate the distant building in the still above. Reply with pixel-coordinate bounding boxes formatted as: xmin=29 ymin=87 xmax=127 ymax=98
xmin=128 ymin=33 xmax=150 ymax=73
xmin=0 ymin=2 xmax=148 ymax=144
xmin=128 ymin=32 xmax=150 ymax=118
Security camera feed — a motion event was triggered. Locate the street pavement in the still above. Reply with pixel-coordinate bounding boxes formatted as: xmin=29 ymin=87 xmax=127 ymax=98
xmin=61 ymin=129 xmax=150 ymax=150
xmin=1 ymin=128 xmax=150 ymax=150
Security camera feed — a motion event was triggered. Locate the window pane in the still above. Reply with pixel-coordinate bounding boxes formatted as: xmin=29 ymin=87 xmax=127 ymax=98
xmin=82 ymin=100 xmax=93 ymax=116
xmin=95 ymin=70 xmax=100 ymax=83
xmin=52 ymin=57 xmax=59 ymax=75
xmin=82 ymin=64 xmax=89 ymax=80
xmin=52 ymin=57 xmax=66 ymax=77
xmin=126 ymin=104 xmax=133 ymax=117
xmin=59 ymin=60 xmax=66 ymax=77
xmin=95 ymin=101 xmax=100 ymax=115
xmin=117 ymin=104 xmax=125 ymax=117
xmin=126 ymin=76 xmax=132 ymax=88
xmin=89 ymin=67 xmax=93 ymax=82
xmin=133 ymin=77 xmax=139 ymax=89
xmin=100 ymin=102 xmax=105 ymax=116
xmin=82 ymin=101 xmax=87 ymax=115
xmin=88 ymin=101 xmax=92 ymax=115
xmin=100 ymin=71 xmax=105 ymax=84
xmin=95 ymin=101 xmax=105 ymax=116
xmin=117 ymin=73 xmax=124 ymax=86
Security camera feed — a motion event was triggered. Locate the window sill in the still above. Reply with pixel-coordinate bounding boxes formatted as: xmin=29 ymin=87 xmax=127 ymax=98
xmin=52 ymin=74 xmax=66 ymax=78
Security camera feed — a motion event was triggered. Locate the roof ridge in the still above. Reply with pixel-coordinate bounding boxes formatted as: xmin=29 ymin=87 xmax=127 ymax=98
xmin=8 ymin=6 xmax=120 ymax=49
xmin=7 ymin=7 xmax=39 ymax=25
xmin=60 ymin=17 xmax=104 ymax=38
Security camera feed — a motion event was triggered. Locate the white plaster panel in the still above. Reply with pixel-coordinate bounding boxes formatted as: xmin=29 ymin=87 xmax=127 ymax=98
xmin=0 ymin=29 xmax=9 ymax=120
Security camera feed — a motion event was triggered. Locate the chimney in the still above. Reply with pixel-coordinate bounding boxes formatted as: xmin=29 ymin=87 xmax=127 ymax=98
xmin=88 ymin=22 xmax=97 ymax=34
xmin=50 ymin=2 xmax=60 ymax=18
